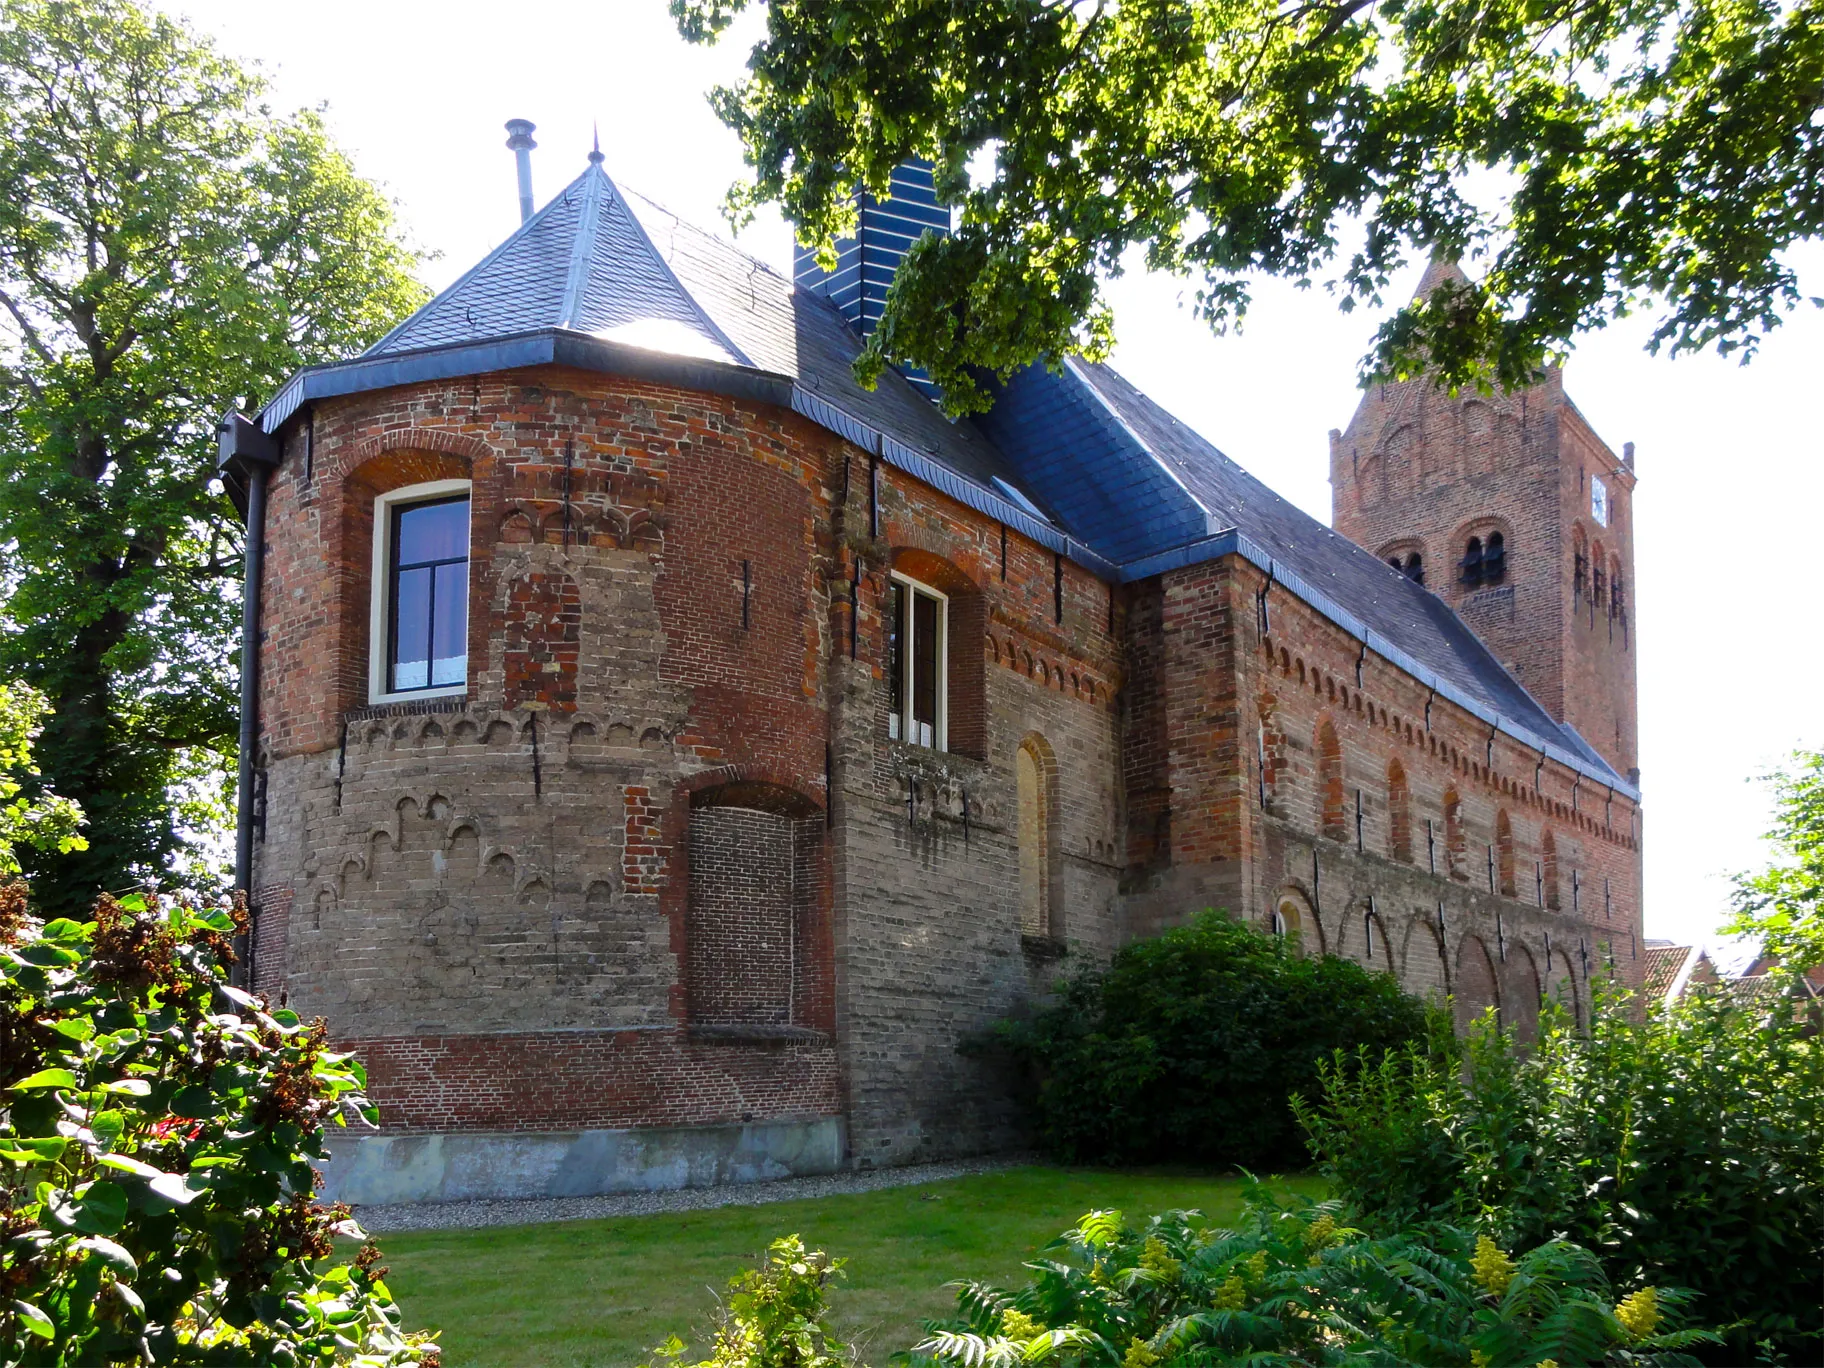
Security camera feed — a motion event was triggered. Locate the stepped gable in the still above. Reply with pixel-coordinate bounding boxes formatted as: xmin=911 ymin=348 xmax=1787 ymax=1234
xmin=982 ymin=356 xmax=1624 ymax=786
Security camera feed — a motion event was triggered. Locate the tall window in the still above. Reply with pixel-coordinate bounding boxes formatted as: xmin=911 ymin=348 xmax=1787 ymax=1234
xmin=888 ymin=573 xmax=947 ymax=748
xmin=372 ymin=481 xmax=470 ymax=701
xmin=1317 ymin=717 xmax=1346 ymax=842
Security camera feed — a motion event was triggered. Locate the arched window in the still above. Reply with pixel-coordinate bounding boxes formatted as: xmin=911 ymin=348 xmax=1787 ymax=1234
xmin=1443 ymin=786 xmax=1466 ymax=880
xmin=1317 ymin=717 xmax=1346 ymax=841
xmin=1542 ymin=829 xmax=1561 ymax=910
xmin=687 ymin=783 xmax=826 ymax=1031
xmin=1591 ymin=542 xmax=1607 ymax=610
xmin=1404 ymin=552 xmax=1424 ymax=585
xmin=1496 ymin=809 xmax=1516 ymax=897
xmin=1017 ymin=735 xmax=1060 ymax=939
xmin=1460 ymin=532 xmax=1507 ymax=588
xmin=1572 ymin=525 xmax=1589 ymax=599
xmin=1387 ymin=758 xmax=1412 ymax=863
xmin=1610 ymin=557 xmax=1625 ymax=623
xmin=1270 ymin=889 xmax=1313 ymax=953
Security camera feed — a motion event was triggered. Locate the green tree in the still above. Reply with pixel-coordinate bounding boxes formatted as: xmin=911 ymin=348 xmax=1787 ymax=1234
xmin=1727 ymin=748 xmax=1824 ymax=975
xmin=0 ymin=682 xmax=85 ymax=876
xmin=0 ymin=0 xmax=427 ymax=912
xmin=673 ymin=0 xmax=1824 ymax=414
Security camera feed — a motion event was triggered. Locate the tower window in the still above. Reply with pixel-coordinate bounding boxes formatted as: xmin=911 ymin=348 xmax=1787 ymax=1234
xmin=1591 ymin=475 xmax=1610 ymax=527
xmin=887 ymin=572 xmax=947 ymax=749
xmin=1460 ymin=532 xmax=1505 ymax=588
xmin=1402 ymin=552 xmax=1424 ymax=584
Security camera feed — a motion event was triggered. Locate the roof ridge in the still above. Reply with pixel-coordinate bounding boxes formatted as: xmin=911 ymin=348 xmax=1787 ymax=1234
xmin=557 ymin=166 xmax=607 ymax=330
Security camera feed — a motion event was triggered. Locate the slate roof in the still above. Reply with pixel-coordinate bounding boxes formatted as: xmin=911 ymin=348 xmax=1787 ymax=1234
xmin=254 ymin=157 xmax=1632 ymax=793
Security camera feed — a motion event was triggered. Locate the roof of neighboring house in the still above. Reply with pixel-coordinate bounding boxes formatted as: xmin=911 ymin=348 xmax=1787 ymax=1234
xmin=1643 ymin=944 xmax=1694 ymax=1002
xmin=250 ymin=158 xmax=1633 ymax=795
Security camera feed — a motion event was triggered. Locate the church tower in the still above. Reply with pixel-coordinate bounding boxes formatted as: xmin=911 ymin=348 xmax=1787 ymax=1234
xmin=1330 ymin=261 xmax=1640 ymax=781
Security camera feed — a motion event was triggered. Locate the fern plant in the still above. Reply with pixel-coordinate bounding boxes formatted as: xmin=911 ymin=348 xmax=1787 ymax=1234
xmin=909 ymin=1184 xmax=1715 ymax=1367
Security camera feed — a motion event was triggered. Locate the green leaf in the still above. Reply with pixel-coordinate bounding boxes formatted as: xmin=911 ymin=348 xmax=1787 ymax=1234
xmin=72 ymin=1181 xmax=127 ymax=1235
xmin=40 ymin=918 xmax=87 ymax=942
xmin=98 ymin=1077 xmax=151 ymax=1097
xmin=96 ymin=1154 xmax=163 ymax=1180
xmin=11 ymin=1067 xmax=77 ymax=1091
xmin=76 ymin=1235 xmax=136 ymax=1273
xmin=12 ymin=1299 xmax=53 ymax=1339
xmin=147 ymin=1172 xmax=201 ymax=1206
xmin=0 ymin=1136 xmax=67 ymax=1164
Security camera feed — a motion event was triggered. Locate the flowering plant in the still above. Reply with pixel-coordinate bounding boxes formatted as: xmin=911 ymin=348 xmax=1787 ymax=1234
xmin=0 ymin=885 xmax=435 ymax=1366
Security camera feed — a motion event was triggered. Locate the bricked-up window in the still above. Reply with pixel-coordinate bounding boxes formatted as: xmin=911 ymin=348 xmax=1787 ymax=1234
xmin=1542 ymin=828 xmax=1561 ymax=910
xmin=1017 ymin=734 xmax=1061 ymax=939
xmin=1496 ymin=809 xmax=1517 ymax=896
xmin=1444 ymin=787 xmax=1466 ymax=880
xmin=370 ymin=480 xmax=471 ymax=702
xmin=888 ymin=571 xmax=947 ymax=749
xmin=686 ymin=783 xmax=826 ymax=1032
xmin=1317 ymin=717 xmax=1346 ymax=841
xmin=1387 ymin=758 xmax=1412 ymax=862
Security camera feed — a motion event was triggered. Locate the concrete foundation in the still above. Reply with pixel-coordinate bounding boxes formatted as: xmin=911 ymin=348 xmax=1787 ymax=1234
xmin=319 ymin=1116 xmax=846 ymax=1205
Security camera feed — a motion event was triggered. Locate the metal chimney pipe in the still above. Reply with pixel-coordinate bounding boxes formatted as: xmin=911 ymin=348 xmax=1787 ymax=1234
xmin=505 ymin=119 xmax=537 ymax=223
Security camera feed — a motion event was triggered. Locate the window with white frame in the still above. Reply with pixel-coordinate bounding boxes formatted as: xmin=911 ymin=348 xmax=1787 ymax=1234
xmin=886 ymin=571 xmax=946 ymax=749
xmin=370 ymin=480 xmax=471 ymax=702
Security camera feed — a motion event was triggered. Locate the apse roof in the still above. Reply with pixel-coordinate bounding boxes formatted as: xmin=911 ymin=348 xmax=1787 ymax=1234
xmin=250 ymin=157 xmax=1632 ymax=795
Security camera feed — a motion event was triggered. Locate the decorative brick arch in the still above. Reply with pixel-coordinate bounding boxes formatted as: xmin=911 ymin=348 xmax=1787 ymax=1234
xmin=1454 ymin=933 xmax=1501 ymax=1032
xmin=344 ymin=426 xmax=491 ymax=475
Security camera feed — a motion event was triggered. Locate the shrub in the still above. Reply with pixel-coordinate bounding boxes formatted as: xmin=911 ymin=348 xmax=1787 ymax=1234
xmin=0 ymin=886 xmax=435 ymax=1366
xmin=1296 ymin=985 xmax=1824 ymax=1364
xmin=991 ymin=912 xmax=1435 ymax=1168
xmin=646 ymin=1235 xmax=851 ymax=1368
xmin=915 ymin=1190 xmax=1715 ymax=1366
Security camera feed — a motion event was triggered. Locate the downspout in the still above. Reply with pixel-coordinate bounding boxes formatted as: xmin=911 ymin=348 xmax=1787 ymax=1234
xmin=218 ymin=412 xmax=280 ymax=987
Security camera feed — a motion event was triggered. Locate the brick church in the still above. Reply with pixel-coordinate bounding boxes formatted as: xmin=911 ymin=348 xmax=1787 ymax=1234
xmin=218 ymin=135 xmax=1643 ymax=1204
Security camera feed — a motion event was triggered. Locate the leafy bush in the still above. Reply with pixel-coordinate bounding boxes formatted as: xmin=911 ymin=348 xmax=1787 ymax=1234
xmin=991 ymin=913 xmax=1435 ymax=1168
xmin=0 ymin=885 xmax=435 ymax=1366
xmin=916 ymin=1190 xmax=1714 ymax=1367
xmin=646 ymin=1235 xmax=851 ymax=1368
xmin=1296 ymin=987 xmax=1824 ymax=1364
xmin=651 ymin=1191 xmax=1715 ymax=1366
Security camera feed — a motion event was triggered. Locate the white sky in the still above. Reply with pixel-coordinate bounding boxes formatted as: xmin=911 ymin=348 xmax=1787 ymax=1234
xmin=169 ymin=0 xmax=1822 ymax=953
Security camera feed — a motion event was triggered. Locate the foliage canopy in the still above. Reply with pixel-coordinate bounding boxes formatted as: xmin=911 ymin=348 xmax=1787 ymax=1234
xmin=990 ymin=912 xmax=1433 ymax=1168
xmin=0 ymin=882 xmax=434 ymax=1365
xmin=1727 ymin=747 xmax=1824 ymax=975
xmin=673 ymin=0 xmax=1824 ymax=414
xmin=0 ymin=0 xmax=427 ymax=909
xmin=1296 ymin=987 xmax=1824 ymax=1364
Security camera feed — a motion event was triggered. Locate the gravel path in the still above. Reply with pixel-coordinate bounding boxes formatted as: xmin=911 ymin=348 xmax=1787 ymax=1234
xmin=353 ymin=1154 xmax=1036 ymax=1233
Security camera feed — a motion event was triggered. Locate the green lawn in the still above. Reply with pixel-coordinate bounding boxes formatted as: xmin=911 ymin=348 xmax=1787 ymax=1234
xmin=375 ymin=1166 xmax=1321 ymax=1368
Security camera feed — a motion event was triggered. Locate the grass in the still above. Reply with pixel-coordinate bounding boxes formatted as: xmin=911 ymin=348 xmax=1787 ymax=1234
xmin=375 ymin=1166 xmax=1322 ymax=1368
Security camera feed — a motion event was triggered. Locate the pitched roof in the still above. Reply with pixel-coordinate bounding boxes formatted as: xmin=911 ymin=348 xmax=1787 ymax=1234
xmin=1643 ymin=944 xmax=1696 ymax=1003
xmin=976 ymin=358 xmax=1623 ymax=782
xmin=254 ymin=158 xmax=1633 ymax=792
xmin=366 ymin=164 xmax=748 ymax=366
